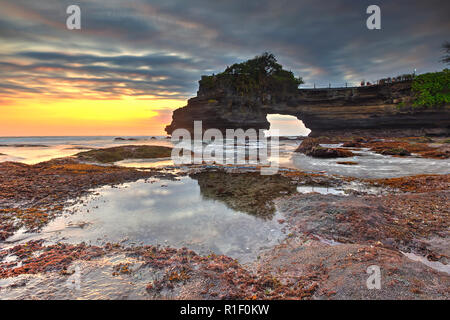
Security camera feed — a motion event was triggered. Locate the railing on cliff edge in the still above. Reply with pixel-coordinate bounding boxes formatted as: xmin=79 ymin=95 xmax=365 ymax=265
xmin=299 ymin=76 xmax=415 ymax=90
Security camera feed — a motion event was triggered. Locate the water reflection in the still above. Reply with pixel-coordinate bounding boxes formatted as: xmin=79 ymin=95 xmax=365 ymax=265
xmin=12 ymin=176 xmax=287 ymax=263
xmin=190 ymin=170 xmax=296 ymax=219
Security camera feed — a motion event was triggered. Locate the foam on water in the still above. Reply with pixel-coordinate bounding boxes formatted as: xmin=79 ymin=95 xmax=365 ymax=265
xmin=1 ymin=137 xmax=449 ymax=178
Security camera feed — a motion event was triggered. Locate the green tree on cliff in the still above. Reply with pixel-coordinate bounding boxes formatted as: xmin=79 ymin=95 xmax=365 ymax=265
xmin=411 ymin=69 xmax=450 ymax=108
xmin=199 ymin=53 xmax=303 ymax=96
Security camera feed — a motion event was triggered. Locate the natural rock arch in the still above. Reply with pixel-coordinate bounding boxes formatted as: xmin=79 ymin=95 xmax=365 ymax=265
xmin=166 ymin=81 xmax=449 ymax=137
xmin=166 ymin=53 xmax=449 ymax=137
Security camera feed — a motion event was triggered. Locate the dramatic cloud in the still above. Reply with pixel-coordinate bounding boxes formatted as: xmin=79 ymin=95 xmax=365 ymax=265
xmin=0 ymin=0 xmax=448 ymax=101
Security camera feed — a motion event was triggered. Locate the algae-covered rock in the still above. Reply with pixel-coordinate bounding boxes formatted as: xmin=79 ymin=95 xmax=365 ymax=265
xmin=76 ymin=145 xmax=173 ymax=163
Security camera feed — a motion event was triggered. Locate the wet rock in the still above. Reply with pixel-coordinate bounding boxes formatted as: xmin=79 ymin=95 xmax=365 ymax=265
xmin=342 ymin=141 xmax=362 ymax=148
xmin=295 ymin=138 xmax=354 ymax=158
xmin=256 ymin=239 xmax=450 ymax=299
xmin=359 ymin=138 xmax=449 ymax=159
xmin=0 ymin=158 xmax=161 ymax=237
xmin=275 ymin=182 xmax=449 ymax=262
xmin=0 ymin=241 xmax=105 ymax=278
xmin=381 ymin=148 xmax=411 ymax=156
xmin=76 ymin=145 xmax=172 ymax=163
xmin=114 ymin=137 xmax=137 ymax=141
xmin=367 ymin=174 xmax=449 ymax=193
xmin=306 ymin=146 xmax=354 ymax=158
xmin=336 ymin=161 xmax=359 ymax=165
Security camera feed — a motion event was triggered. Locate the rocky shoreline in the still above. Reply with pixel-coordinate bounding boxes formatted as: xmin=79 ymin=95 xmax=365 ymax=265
xmin=0 ymin=147 xmax=448 ymax=299
xmin=295 ymin=136 xmax=450 ymax=159
xmin=0 ymin=157 xmax=179 ymax=241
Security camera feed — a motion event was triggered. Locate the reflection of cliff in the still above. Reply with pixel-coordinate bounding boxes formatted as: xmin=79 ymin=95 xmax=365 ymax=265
xmin=189 ymin=171 xmax=296 ymax=219
xmin=166 ymin=80 xmax=450 ymax=137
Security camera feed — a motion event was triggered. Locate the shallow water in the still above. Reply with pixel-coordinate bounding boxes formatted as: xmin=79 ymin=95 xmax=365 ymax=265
xmin=296 ymin=185 xmax=346 ymax=195
xmin=4 ymin=177 xmax=286 ymax=263
xmin=1 ymin=136 xmax=448 ymax=299
xmin=0 ymin=254 xmax=153 ymax=299
xmin=402 ymin=252 xmax=450 ymax=275
xmin=115 ymin=158 xmax=174 ymax=168
xmin=291 ymin=147 xmax=450 ymax=179
xmin=0 ymin=136 xmax=172 ymax=165
xmin=1 ymin=137 xmax=449 ymax=179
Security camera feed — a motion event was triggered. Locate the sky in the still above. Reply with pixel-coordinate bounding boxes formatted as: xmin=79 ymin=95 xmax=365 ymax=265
xmin=0 ymin=0 xmax=448 ymax=136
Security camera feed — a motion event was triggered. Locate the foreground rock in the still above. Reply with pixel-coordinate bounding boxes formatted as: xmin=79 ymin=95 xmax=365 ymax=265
xmin=360 ymin=137 xmax=450 ymax=159
xmin=0 ymin=159 xmax=448 ymax=299
xmin=297 ymin=136 xmax=450 ymax=159
xmin=257 ymin=238 xmax=449 ymax=299
xmin=114 ymin=137 xmax=138 ymax=141
xmin=0 ymin=158 xmax=170 ymax=240
xmin=1 ymin=237 xmax=448 ymax=299
xmin=276 ymin=174 xmax=450 ymax=263
xmin=0 ymin=241 xmax=330 ymax=299
xmin=76 ymin=145 xmax=172 ymax=163
xmin=294 ymin=137 xmax=354 ymax=158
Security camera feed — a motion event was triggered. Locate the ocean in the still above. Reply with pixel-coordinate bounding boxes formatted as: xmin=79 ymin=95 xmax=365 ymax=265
xmin=0 ymin=136 xmax=449 ymax=178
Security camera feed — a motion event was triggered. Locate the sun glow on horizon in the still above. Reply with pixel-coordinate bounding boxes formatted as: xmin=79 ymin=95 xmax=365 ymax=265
xmin=0 ymin=97 xmax=185 ymax=137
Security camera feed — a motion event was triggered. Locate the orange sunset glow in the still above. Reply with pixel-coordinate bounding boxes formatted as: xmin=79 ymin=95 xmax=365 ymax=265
xmin=0 ymin=97 xmax=184 ymax=136
xmin=1 ymin=1 xmax=447 ymax=137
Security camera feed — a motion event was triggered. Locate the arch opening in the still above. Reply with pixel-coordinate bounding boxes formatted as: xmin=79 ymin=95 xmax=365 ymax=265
xmin=265 ymin=114 xmax=311 ymax=137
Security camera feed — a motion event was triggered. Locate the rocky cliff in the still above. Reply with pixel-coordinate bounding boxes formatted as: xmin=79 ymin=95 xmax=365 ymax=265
xmin=166 ymin=79 xmax=450 ymax=137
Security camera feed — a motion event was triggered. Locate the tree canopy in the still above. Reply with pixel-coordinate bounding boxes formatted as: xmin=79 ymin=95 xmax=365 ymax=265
xmin=199 ymin=52 xmax=303 ymax=96
xmin=411 ymin=69 xmax=450 ymax=108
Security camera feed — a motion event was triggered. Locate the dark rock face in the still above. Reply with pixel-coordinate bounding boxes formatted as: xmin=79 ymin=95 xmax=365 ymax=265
xmin=294 ymin=137 xmax=354 ymax=158
xmin=166 ymin=80 xmax=450 ymax=137
xmin=380 ymin=148 xmax=411 ymax=156
xmin=304 ymin=146 xmax=354 ymax=158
